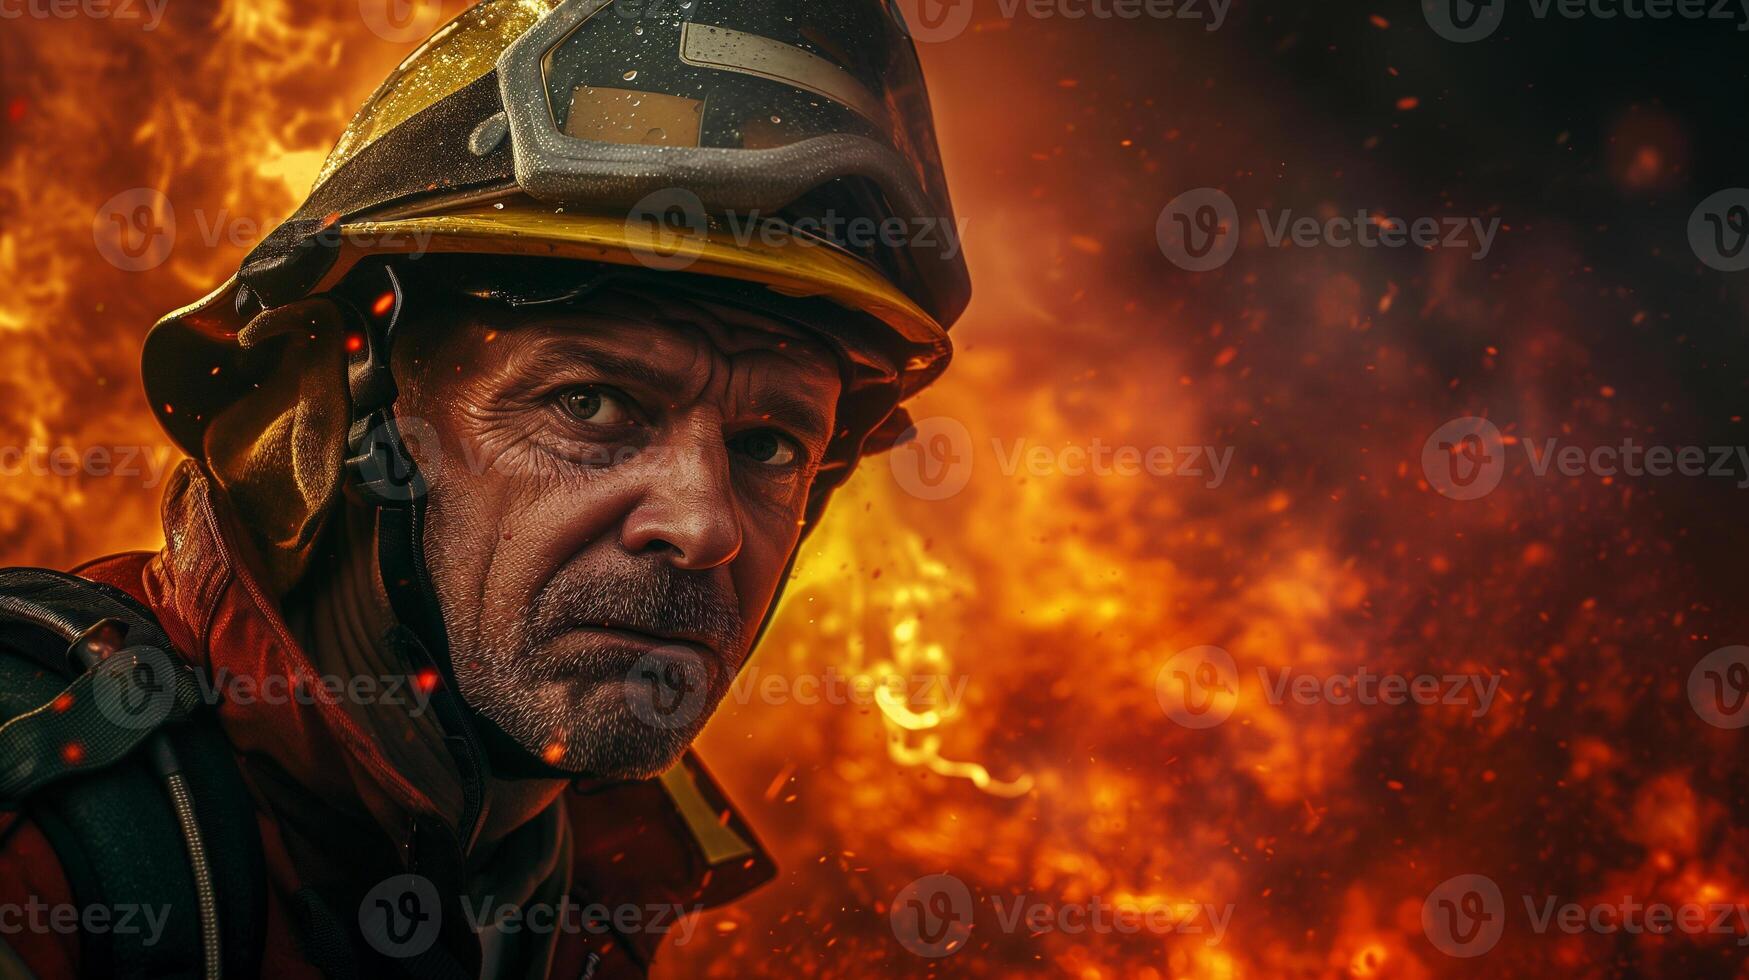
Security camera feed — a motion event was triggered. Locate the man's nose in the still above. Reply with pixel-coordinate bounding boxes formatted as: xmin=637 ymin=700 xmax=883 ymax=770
xmin=618 ymin=430 xmax=743 ymax=570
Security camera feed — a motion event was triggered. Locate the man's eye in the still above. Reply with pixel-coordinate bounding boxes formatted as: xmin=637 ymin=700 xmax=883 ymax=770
xmin=730 ymin=430 xmax=800 ymax=467
xmin=560 ymin=387 xmax=632 ymax=425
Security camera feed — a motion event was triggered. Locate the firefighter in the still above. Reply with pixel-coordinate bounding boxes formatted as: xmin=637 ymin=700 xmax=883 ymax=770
xmin=0 ymin=1 xmax=968 ymax=976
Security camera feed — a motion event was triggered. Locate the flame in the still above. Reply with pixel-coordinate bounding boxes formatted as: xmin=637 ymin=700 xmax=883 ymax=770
xmin=1 ymin=3 xmax=1742 ymax=978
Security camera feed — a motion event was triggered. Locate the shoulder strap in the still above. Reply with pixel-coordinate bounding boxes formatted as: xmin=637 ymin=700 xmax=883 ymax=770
xmin=0 ymin=568 xmax=266 ymax=980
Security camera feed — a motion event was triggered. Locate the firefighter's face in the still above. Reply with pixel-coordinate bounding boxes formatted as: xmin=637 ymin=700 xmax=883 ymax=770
xmin=397 ymin=286 xmax=841 ymax=778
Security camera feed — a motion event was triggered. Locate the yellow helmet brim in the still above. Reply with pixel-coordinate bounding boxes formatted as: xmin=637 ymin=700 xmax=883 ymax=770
xmin=143 ymin=199 xmax=950 ymax=462
xmin=312 ymin=200 xmax=950 ymax=357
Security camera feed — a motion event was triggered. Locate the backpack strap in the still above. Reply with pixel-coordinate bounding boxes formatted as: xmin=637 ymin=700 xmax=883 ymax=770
xmin=0 ymin=568 xmax=266 ymax=980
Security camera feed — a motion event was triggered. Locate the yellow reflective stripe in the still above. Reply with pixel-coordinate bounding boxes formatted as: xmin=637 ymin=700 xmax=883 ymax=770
xmin=658 ymin=764 xmax=755 ymax=865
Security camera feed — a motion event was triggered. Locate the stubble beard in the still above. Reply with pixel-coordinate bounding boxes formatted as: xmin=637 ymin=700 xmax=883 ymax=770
xmin=441 ymin=555 xmax=746 ymax=779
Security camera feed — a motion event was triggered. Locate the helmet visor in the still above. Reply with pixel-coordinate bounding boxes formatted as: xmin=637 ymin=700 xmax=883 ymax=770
xmin=497 ymin=0 xmax=968 ymax=321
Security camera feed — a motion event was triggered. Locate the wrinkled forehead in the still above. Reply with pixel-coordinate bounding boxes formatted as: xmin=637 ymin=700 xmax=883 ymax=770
xmin=550 ymin=284 xmax=842 ymax=369
xmin=419 ymin=282 xmax=845 ymax=406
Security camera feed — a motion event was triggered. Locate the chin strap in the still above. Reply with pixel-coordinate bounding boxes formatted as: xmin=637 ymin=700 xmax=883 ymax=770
xmin=333 ymin=265 xmax=583 ymax=850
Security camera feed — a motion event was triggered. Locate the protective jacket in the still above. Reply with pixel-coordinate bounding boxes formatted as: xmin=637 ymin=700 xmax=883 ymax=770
xmin=0 ymin=461 xmax=773 ymax=979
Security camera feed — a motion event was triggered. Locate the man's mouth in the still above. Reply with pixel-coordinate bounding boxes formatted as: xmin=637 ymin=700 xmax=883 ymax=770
xmin=566 ymin=621 xmax=722 ymax=658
